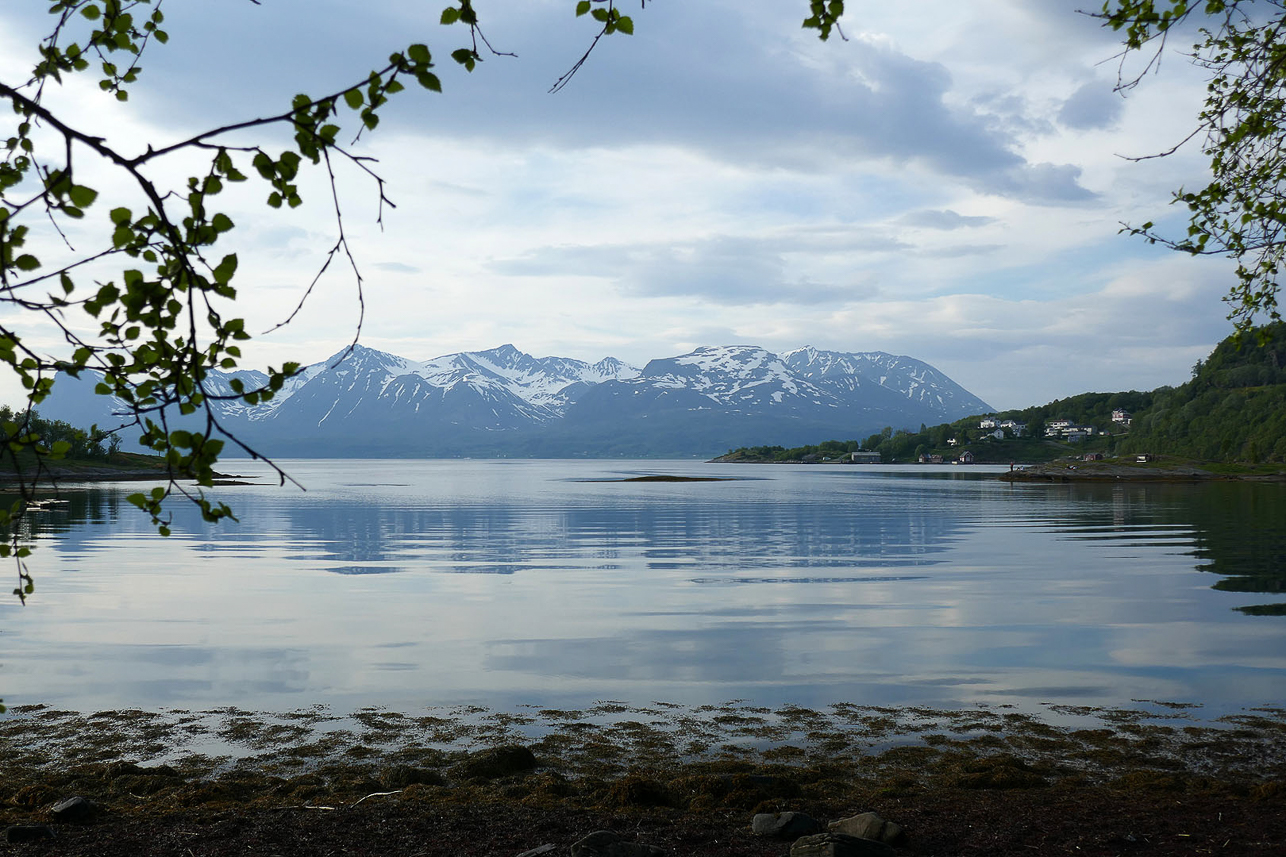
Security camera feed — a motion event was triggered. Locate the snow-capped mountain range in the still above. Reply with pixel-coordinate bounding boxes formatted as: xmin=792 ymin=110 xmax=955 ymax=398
xmin=41 ymin=343 xmax=992 ymax=458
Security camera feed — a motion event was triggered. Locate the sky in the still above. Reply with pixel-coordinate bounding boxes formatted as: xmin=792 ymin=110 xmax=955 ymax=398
xmin=0 ymin=0 xmax=1249 ymax=410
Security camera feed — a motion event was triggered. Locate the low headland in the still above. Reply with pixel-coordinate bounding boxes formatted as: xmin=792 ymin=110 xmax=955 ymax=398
xmin=0 ymin=451 xmax=176 ymax=486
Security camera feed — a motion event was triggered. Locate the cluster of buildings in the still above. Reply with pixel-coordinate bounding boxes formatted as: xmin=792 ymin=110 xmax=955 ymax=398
xmin=870 ymin=408 xmax=1139 ymax=466
xmin=1043 ymin=410 xmax=1133 ymax=442
xmin=974 ymin=410 xmax=1134 ymax=444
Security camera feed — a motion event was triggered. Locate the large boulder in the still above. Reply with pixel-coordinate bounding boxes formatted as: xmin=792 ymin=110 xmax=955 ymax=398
xmin=789 ymin=832 xmax=895 ymax=857
xmin=828 ymin=812 xmax=904 ymax=845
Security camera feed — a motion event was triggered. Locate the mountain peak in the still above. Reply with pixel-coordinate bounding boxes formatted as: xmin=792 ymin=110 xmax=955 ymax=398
xmin=324 ymin=343 xmax=407 ymax=372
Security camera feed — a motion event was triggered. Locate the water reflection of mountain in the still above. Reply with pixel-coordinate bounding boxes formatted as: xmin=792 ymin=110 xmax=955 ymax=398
xmin=268 ymin=495 xmax=963 ymax=577
xmin=28 ymin=483 xmax=966 ymax=580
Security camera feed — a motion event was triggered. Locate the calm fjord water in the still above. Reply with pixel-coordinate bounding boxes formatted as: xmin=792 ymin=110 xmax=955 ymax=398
xmin=2 ymin=459 xmax=1284 ymax=715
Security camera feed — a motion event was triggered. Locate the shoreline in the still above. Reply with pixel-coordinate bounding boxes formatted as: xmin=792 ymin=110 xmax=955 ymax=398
xmin=709 ymin=457 xmax=1286 ymax=482
xmin=998 ymin=461 xmax=1286 ymax=483
xmin=1 ymin=701 xmax=1282 ymax=856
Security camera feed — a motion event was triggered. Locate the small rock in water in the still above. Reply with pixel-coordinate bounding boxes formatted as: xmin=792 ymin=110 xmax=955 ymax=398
xmin=751 ymin=811 xmax=822 ymax=838
xmin=790 ymin=832 xmax=895 ymax=857
xmin=570 ymin=830 xmax=665 ymax=857
xmin=828 ymin=812 xmax=904 ymax=844
xmin=5 ymin=825 xmax=56 ymax=843
xmin=50 ymin=795 xmax=97 ymax=822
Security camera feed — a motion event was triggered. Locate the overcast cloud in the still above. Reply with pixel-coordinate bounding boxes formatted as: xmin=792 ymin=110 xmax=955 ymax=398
xmin=0 ymin=0 xmax=1243 ymax=409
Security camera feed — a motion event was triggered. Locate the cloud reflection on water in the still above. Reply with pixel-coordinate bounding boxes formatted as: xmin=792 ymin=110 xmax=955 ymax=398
xmin=3 ymin=461 xmax=1284 ymax=715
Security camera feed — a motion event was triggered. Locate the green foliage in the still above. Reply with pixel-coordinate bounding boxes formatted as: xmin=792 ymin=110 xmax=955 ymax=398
xmin=1097 ymin=1 xmax=1286 ymax=330
xmin=802 ymin=1 xmax=847 ymax=41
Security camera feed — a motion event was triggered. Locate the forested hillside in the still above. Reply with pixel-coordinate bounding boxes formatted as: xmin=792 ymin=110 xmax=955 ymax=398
xmin=1119 ymin=323 xmax=1286 ymax=463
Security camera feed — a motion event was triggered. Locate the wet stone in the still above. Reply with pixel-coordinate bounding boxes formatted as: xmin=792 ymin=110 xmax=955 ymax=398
xmin=790 ymin=832 xmax=896 ymax=857
xmin=828 ymin=812 xmax=904 ymax=845
xmin=751 ymin=811 xmax=823 ymax=839
xmin=50 ymin=795 xmax=97 ymax=822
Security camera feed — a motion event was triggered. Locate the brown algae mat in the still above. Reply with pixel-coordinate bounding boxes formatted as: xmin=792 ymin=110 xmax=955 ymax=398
xmin=1 ymin=701 xmax=1284 ymax=855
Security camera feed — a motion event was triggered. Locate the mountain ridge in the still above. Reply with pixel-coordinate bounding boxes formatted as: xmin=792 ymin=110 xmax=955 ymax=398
xmin=38 ymin=342 xmax=992 ymax=458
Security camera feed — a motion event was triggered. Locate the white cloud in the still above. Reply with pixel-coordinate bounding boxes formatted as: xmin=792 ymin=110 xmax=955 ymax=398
xmin=0 ymin=1 xmax=1243 ymax=411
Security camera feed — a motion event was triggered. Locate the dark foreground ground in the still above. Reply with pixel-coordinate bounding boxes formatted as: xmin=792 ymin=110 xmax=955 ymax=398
xmin=2 ymin=703 xmax=1283 ymax=856
xmin=5 ymin=780 xmax=1284 ymax=857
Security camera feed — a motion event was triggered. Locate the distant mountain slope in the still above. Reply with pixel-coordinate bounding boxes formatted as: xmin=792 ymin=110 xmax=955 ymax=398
xmin=37 ymin=343 xmax=992 ymax=458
